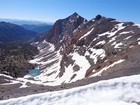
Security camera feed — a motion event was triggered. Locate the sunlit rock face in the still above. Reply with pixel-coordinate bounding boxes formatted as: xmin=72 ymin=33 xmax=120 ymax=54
xmin=30 ymin=13 xmax=140 ymax=86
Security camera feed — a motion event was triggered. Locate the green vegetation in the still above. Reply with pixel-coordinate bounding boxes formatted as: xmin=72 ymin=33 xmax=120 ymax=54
xmin=0 ymin=43 xmax=39 ymax=78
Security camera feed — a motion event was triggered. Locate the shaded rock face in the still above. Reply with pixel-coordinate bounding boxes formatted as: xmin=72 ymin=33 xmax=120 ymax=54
xmin=44 ymin=12 xmax=87 ymax=49
xmin=95 ymin=14 xmax=102 ymax=20
xmin=31 ymin=13 xmax=140 ymax=85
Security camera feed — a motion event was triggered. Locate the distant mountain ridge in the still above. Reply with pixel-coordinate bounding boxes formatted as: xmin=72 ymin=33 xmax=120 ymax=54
xmin=0 ymin=22 xmax=38 ymax=43
xmin=22 ymin=24 xmax=53 ymax=33
xmin=0 ymin=18 xmax=53 ymax=25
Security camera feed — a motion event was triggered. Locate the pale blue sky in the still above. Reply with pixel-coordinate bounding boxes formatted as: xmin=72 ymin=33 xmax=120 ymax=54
xmin=0 ymin=0 xmax=140 ymax=23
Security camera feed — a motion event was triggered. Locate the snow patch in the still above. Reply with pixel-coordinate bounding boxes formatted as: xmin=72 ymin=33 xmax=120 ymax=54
xmin=111 ymin=41 xmax=117 ymax=46
xmin=138 ymin=42 xmax=140 ymax=45
xmin=124 ymin=36 xmax=132 ymax=40
xmin=20 ymin=82 xmax=28 ymax=88
xmin=92 ymin=59 xmax=125 ymax=76
xmin=85 ymin=48 xmax=106 ymax=64
xmin=29 ymin=41 xmax=55 ymax=65
xmin=137 ymin=37 xmax=140 ymax=41
xmin=129 ymin=46 xmax=134 ymax=48
xmin=98 ymin=31 xmax=110 ymax=37
xmin=134 ymin=24 xmax=140 ymax=28
xmin=73 ymin=28 xmax=78 ymax=33
xmin=79 ymin=28 xmax=94 ymax=40
xmin=96 ymin=40 xmax=106 ymax=46
xmin=108 ymin=23 xmax=126 ymax=37
xmin=42 ymin=52 xmax=91 ymax=85
xmin=98 ymin=23 xmax=125 ymax=38
xmin=119 ymin=31 xmax=134 ymax=35
xmin=70 ymin=52 xmax=91 ymax=82
xmin=109 ymin=36 xmax=117 ymax=43
xmin=1 ymin=74 xmax=140 ymax=105
xmin=0 ymin=74 xmax=13 ymax=79
xmin=36 ymin=50 xmax=62 ymax=85
xmin=114 ymin=42 xmax=123 ymax=48
xmin=27 ymin=41 xmax=64 ymax=86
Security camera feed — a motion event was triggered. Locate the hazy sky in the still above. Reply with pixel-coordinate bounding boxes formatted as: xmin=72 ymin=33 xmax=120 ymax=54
xmin=0 ymin=0 xmax=140 ymax=23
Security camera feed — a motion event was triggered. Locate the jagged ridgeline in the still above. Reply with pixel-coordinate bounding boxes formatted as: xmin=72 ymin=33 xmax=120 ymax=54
xmin=31 ymin=13 xmax=140 ymax=85
xmin=0 ymin=43 xmax=38 ymax=77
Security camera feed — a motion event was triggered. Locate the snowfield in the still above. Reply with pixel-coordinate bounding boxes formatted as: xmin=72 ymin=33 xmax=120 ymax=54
xmin=0 ymin=74 xmax=140 ymax=105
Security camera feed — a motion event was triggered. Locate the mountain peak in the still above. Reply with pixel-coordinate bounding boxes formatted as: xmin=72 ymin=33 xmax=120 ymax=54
xmin=68 ymin=12 xmax=81 ymax=19
xmin=72 ymin=12 xmax=79 ymax=16
xmin=95 ymin=14 xmax=102 ymax=20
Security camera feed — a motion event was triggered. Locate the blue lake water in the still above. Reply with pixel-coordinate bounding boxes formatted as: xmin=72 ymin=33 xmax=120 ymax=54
xmin=27 ymin=68 xmax=41 ymax=77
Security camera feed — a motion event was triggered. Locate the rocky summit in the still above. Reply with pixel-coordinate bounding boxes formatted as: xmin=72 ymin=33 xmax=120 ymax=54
xmin=31 ymin=13 xmax=140 ymax=85
xmin=1 ymin=13 xmax=140 ymax=100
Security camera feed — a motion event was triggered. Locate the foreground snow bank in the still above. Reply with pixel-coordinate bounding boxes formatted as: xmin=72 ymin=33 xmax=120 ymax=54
xmin=1 ymin=75 xmax=140 ymax=105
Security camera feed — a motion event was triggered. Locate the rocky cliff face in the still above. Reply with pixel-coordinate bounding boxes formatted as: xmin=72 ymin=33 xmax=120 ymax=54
xmin=35 ymin=12 xmax=87 ymax=49
xmin=60 ymin=15 xmax=140 ymax=80
xmin=30 ymin=13 xmax=140 ymax=86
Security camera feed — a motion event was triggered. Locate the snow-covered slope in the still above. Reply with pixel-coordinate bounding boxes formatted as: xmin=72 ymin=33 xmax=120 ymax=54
xmin=29 ymin=40 xmax=63 ymax=85
xmin=0 ymin=74 xmax=140 ymax=105
xmin=28 ymin=14 xmax=140 ymax=86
